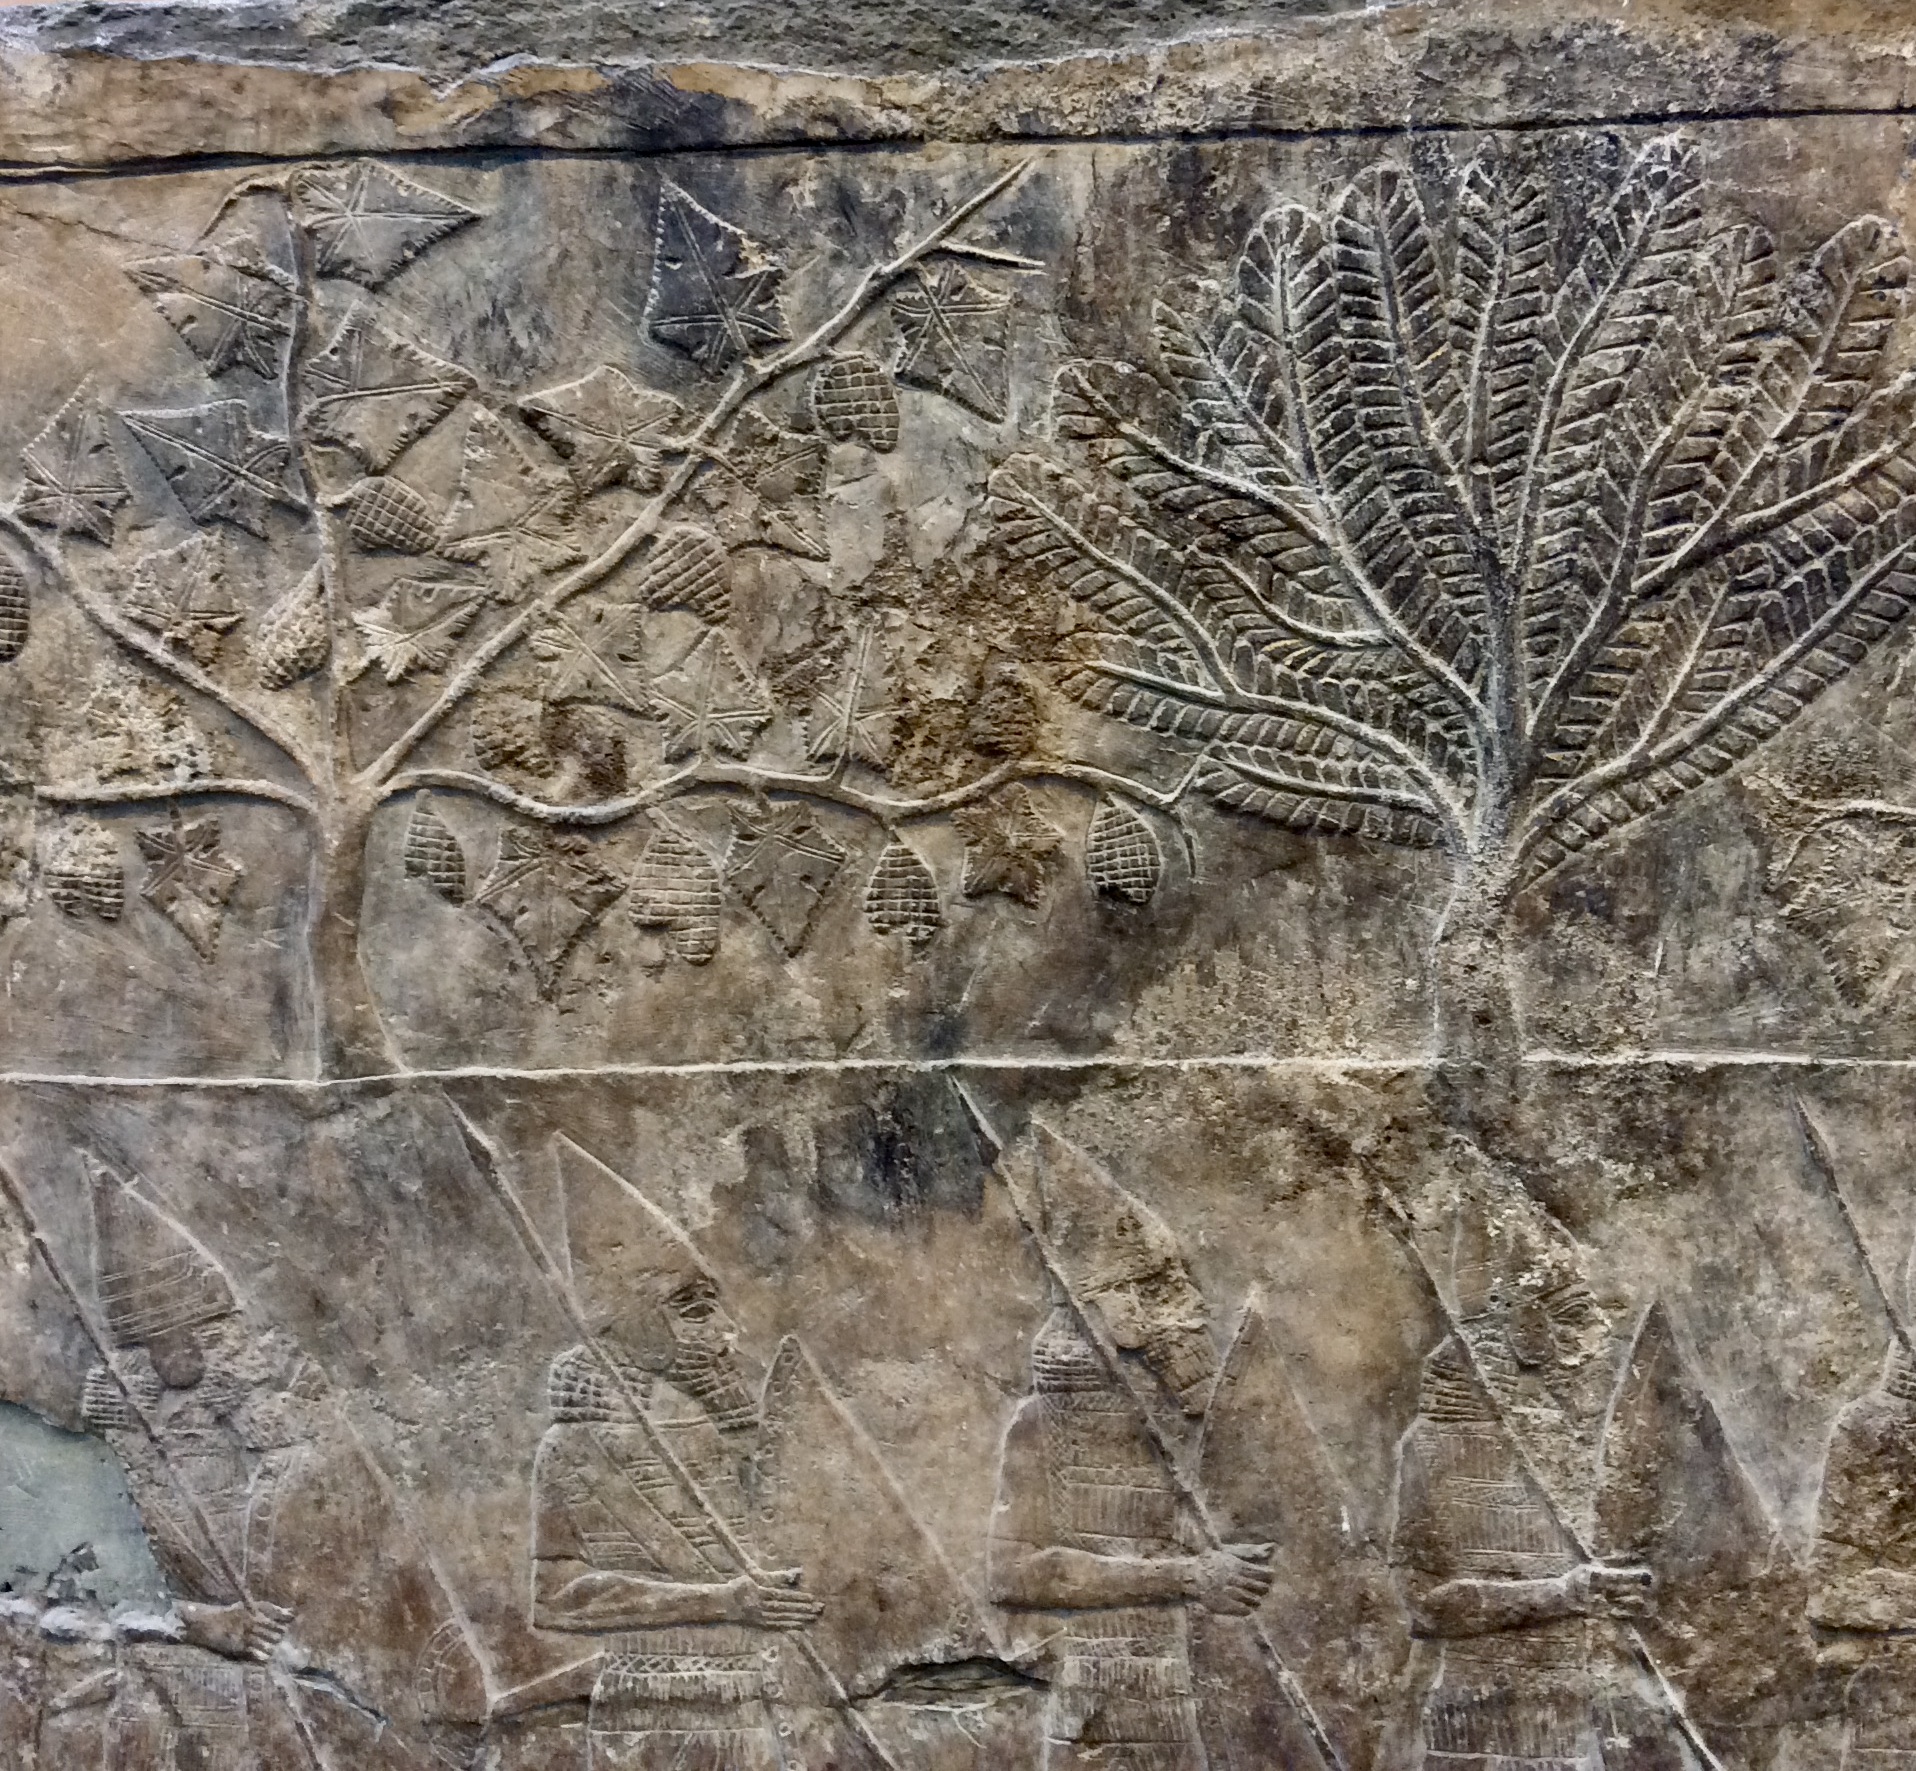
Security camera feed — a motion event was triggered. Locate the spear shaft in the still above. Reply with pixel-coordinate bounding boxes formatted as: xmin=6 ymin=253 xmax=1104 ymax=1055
xmin=447 ymin=1105 xmax=905 ymax=1771
xmin=1377 ymin=1190 xmax=1728 ymax=1771
xmin=954 ymin=1084 xmax=1349 ymax=1771
xmin=0 ymin=1155 xmax=328 ymax=1771
xmin=1792 ymin=1094 xmax=1916 ymax=1362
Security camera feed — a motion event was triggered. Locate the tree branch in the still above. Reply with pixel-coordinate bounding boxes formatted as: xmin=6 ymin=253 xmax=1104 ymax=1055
xmin=354 ymin=161 xmax=1036 ymax=792
xmin=36 ymin=777 xmax=317 ymax=817
xmin=0 ymin=514 xmax=320 ymax=787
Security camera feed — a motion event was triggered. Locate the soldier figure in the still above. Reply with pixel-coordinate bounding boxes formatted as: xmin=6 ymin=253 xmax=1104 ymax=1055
xmin=1809 ymin=1335 xmax=1916 ymax=1769
xmin=1390 ymin=1192 xmax=1653 ymax=1771
xmin=987 ymin=1126 xmax=1273 ymax=1771
xmin=77 ymin=1162 xmax=300 ymax=1771
xmin=529 ymin=1138 xmax=820 ymax=1770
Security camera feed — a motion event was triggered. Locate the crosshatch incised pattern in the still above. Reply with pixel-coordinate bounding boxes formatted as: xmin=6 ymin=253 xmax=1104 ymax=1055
xmin=8 ymin=99 xmax=1916 ymax=1771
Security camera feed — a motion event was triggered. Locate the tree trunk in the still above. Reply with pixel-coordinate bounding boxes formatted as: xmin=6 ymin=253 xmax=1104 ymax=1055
xmin=1430 ymin=858 xmax=1523 ymax=1065
xmin=306 ymin=797 xmax=396 ymax=1079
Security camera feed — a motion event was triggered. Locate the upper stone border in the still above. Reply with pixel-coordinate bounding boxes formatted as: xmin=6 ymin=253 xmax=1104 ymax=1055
xmin=0 ymin=2 xmax=1912 ymax=167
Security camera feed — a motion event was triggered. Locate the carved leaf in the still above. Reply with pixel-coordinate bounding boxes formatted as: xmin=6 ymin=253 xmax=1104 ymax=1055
xmin=136 ymin=810 xmax=242 ymax=961
xmin=806 ymin=628 xmax=897 ymax=767
xmin=518 ymin=367 xmax=684 ymax=493
xmin=893 ymin=262 xmax=1011 ymax=422
xmin=18 ymin=392 xmax=129 ymax=542
xmin=120 ymin=534 xmax=241 ymax=666
xmin=303 ymin=308 xmax=477 ymax=473
xmin=472 ymin=826 xmax=623 ymax=997
xmin=529 ymin=602 xmax=648 ymax=713
xmin=648 ymin=629 xmax=772 ymax=760
xmin=128 ymin=252 xmax=294 ymax=379
xmin=731 ymin=410 xmax=828 ymax=561
xmin=289 ymin=163 xmax=479 ymax=287
xmin=724 ymin=805 xmax=846 ymax=955
xmin=439 ymin=407 xmax=582 ymax=598
xmin=952 ymin=788 xmax=1063 ymax=904
xmin=644 ymin=181 xmax=790 ymax=373
xmin=349 ymin=580 xmax=480 ymax=683
xmin=120 ymin=401 xmax=304 ymax=537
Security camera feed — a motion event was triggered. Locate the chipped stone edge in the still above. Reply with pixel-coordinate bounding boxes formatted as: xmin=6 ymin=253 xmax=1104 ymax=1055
xmin=0 ymin=2 xmax=1911 ymax=170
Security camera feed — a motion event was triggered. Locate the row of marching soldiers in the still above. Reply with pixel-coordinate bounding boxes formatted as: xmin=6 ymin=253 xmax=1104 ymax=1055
xmin=7 ymin=1113 xmax=1916 ymax=1770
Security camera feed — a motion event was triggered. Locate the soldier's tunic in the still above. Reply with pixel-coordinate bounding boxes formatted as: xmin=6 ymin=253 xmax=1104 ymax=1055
xmin=1812 ymin=1360 xmax=1916 ymax=1771
xmin=533 ymin=1346 xmax=787 ymax=1771
xmin=100 ymin=1372 xmax=294 ymax=1771
xmin=993 ymin=1321 xmax=1206 ymax=1771
xmin=1392 ymin=1341 xmax=1600 ymax=1771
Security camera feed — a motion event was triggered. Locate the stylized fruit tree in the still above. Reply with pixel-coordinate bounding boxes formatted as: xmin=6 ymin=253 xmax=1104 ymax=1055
xmin=0 ymin=155 xmax=1179 ymax=1076
xmin=991 ymin=132 xmax=1916 ymax=1049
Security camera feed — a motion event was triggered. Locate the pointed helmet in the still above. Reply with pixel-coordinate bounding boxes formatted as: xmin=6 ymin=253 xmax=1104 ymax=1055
xmin=555 ymin=1135 xmax=715 ymax=1368
xmin=88 ymin=1158 xmax=235 ymax=1347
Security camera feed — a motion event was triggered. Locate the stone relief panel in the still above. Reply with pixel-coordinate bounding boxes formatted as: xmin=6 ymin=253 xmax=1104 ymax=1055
xmin=5 ymin=72 xmax=1916 ymax=1770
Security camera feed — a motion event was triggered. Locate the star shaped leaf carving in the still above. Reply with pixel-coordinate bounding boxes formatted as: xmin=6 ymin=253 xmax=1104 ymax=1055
xmin=120 ymin=400 xmax=304 ymax=537
xmin=732 ymin=409 xmax=828 ymax=561
xmin=289 ymin=163 xmax=480 ymax=287
xmin=350 ymin=579 xmax=481 ymax=683
xmin=518 ymin=368 xmax=685 ymax=494
xmin=893 ymin=262 xmax=1012 ymax=423
xmin=472 ymin=825 xmax=624 ymax=997
xmin=120 ymin=534 xmax=241 ymax=666
xmin=136 ymin=810 xmax=242 ymax=961
xmin=644 ymin=182 xmax=790 ymax=375
xmin=127 ymin=252 xmax=294 ymax=379
xmin=439 ymin=407 xmax=582 ymax=600
xmin=806 ymin=628 xmax=898 ymax=767
xmin=952 ymin=787 xmax=1062 ymax=904
xmin=18 ymin=391 xmax=128 ymax=543
xmin=303 ymin=307 xmax=477 ymax=473
xmin=529 ymin=602 xmax=648 ymax=713
xmin=725 ymin=804 xmax=846 ymax=956
xmin=649 ymin=630 xmax=773 ymax=761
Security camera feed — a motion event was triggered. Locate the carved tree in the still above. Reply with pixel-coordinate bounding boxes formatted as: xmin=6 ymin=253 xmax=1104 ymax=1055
xmin=0 ymin=158 xmax=1046 ymax=1076
xmin=991 ymin=134 xmax=1916 ymax=1049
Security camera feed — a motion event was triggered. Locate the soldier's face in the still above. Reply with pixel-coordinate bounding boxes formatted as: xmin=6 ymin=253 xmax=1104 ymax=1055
xmin=665 ymin=1278 xmax=736 ymax=1363
xmin=1094 ymin=1262 xmax=1217 ymax=1414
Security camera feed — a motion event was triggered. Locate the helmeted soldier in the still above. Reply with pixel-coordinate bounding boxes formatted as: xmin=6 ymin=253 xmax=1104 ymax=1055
xmin=77 ymin=1160 xmax=301 ymax=1771
xmin=529 ymin=1136 xmax=820 ymax=1771
xmin=1390 ymin=1189 xmax=1652 ymax=1771
xmin=1809 ymin=1330 xmax=1916 ymax=1768
xmin=987 ymin=1125 xmax=1273 ymax=1771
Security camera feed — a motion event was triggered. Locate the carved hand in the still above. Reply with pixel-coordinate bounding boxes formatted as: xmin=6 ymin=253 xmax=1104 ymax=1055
xmin=1569 ymin=1562 xmax=1655 ymax=1620
xmin=726 ymin=1571 xmax=824 ymax=1631
xmin=1186 ymin=1544 xmax=1276 ymax=1617
xmin=242 ymin=1601 xmax=294 ymax=1658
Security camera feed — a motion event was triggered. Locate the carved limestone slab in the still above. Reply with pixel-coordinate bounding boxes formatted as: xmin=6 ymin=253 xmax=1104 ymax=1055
xmin=3 ymin=12 xmax=1916 ymax=1769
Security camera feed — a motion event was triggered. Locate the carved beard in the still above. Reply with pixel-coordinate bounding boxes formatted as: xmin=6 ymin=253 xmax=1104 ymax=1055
xmin=1142 ymin=1322 xmax=1218 ymax=1415
xmin=669 ymin=1342 xmax=758 ymax=1433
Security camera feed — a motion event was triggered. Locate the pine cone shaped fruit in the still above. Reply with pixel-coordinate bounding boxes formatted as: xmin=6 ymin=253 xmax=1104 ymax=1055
xmin=864 ymin=838 xmax=941 ymax=944
xmin=630 ymin=823 xmax=721 ymax=965
xmin=635 ymin=526 xmax=729 ymax=623
xmin=809 ymin=353 xmax=900 ymax=452
xmin=0 ymin=558 xmax=27 ymax=663
xmin=346 ymin=476 xmax=439 ymax=554
xmin=45 ymin=822 xmax=123 ymax=920
xmin=256 ymin=567 xmax=330 ymax=688
xmin=1085 ymin=797 xmax=1162 ymax=905
xmin=403 ymin=802 xmax=468 ymax=904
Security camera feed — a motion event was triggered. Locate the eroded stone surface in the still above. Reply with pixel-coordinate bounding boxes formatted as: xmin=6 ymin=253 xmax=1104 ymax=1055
xmin=3 ymin=10 xmax=1916 ymax=1770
